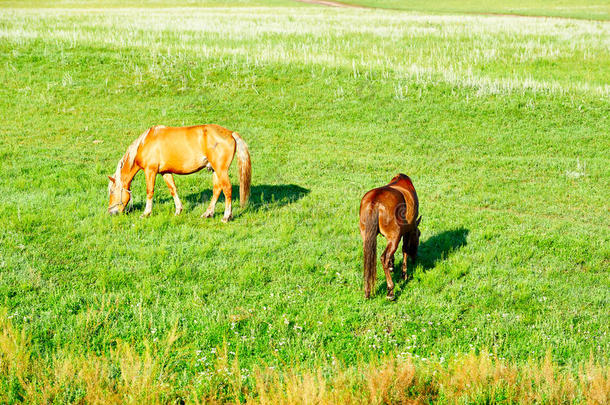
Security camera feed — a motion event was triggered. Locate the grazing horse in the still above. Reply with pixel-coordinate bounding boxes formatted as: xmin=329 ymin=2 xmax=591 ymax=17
xmin=359 ymin=174 xmax=421 ymax=300
xmin=107 ymin=124 xmax=251 ymax=222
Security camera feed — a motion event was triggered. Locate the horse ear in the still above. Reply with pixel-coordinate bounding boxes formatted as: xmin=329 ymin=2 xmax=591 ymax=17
xmin=416 ymin=216 xmax=422 ymax=226
xmin=108 ymin=176 xmax=115 ymax=183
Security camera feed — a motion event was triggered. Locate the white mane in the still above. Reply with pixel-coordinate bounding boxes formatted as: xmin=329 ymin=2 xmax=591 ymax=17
xmin=108 ymin=127 xmax=154 ymax=194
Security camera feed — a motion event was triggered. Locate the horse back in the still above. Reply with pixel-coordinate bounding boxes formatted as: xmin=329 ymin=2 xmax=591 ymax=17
xmin=360 ymin=184 xmax=418 ymax=231
xmin=137 ymin=125 xmax=235 ymax=174
xmin=360 ymin=186 xmax=403 ymax=220
xmin=360 ymin=187 xmax=403 ymax=211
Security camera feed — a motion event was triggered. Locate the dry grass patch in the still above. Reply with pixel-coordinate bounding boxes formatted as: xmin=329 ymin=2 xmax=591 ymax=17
xmin=1 ymin=313 xmax=608 ymax=404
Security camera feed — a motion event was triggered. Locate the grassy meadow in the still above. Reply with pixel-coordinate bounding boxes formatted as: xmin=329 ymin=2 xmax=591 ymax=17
xmin=0 ymin=0 xmax=609 ymax=402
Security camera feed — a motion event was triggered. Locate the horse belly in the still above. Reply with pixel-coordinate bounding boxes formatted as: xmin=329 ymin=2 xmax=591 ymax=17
xmin=159 ymin=152 xmax=207 ymax=174
xmin=153 ymin=128 xmax=209 ymax=174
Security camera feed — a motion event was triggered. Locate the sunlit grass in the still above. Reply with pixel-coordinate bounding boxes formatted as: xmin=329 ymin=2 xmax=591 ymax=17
xmin=0 ymin=2 xmax=608 ymax=402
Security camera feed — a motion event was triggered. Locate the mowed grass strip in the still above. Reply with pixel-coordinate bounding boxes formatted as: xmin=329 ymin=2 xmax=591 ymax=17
xmin=0 ymin=4 xmax=608 ymax=401
xmin=340 ymin=0 xmax=610 ymax=20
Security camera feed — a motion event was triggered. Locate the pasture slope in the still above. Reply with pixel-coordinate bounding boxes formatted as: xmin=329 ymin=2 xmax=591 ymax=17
xmin=0 ymin=0 xmax=608 ymax=403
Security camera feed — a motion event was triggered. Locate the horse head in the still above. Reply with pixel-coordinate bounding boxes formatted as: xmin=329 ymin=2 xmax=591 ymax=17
xmin=107 ymin=175 xmax=131 ymax=215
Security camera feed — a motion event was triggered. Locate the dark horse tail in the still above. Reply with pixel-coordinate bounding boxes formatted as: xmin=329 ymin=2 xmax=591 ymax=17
xmin=363 ymin=205 xmax=379 ymax=298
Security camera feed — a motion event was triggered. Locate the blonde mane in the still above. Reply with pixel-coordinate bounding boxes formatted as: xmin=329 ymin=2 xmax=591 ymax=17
xmin=108 ymin=127 xmax=154 ymax=193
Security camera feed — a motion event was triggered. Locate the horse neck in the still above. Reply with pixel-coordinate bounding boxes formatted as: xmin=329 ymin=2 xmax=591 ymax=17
xmin=119 ymin=156 xmax=140 ymax=189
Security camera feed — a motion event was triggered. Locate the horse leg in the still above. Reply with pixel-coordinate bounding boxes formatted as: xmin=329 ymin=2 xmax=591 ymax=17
xmin=381 ymin=237 xmax=399 ymax=300
xmin=216 ymin=170 xmax=233 ymax=222
xmin=141 ymin=168 xmax=157 ymax=218
xmin=162 ymin=173 xmax=182 ymax=216
xmin=202 ymin=172 xmax=221 ymax=218
xmin=402 ymin=234 xmax=409 ymax=280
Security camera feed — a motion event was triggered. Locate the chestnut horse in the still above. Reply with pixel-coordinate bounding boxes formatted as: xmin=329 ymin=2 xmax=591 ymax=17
xmin=359 ymin=174 xmax=421 ymax=300
xmin=108 ymin=124 xmax=251 ymax=222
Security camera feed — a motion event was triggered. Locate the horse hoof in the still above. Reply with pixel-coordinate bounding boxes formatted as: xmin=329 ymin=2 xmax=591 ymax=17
xmin=140 ymin=212 xmax=151 ymax=218
xmin=202 ymin=211 xmax=213 ymax=218
xmin=221 ymin=215 xmax=233 ymax=223
xmin=386 ymin=294 xmax=395 ymax=301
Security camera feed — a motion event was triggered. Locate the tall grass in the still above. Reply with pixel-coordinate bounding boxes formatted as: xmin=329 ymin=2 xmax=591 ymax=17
xmin=1 ymin=8 xmax=608 ymax=96
xmin=1 ymin=313 xmax=607 ymax=404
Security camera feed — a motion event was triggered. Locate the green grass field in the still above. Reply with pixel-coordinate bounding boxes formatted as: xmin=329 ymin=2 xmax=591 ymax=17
xmin=0 ymin=0 xmax=609 ymax=402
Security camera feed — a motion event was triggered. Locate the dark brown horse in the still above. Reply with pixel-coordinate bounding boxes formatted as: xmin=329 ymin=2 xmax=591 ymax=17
xmin=359 ymin=174 xmax=421 ymax=300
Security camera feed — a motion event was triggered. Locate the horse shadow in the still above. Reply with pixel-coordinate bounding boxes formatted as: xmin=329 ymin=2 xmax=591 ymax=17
xmin=377 ymin=227 xmax=469 ymax=299
xmin=132 ymin=184 xmax=310 ymax=215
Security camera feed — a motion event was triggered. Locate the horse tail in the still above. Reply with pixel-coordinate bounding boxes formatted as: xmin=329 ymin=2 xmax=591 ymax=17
xmin=232 ymin=132 xmax=251 ymax=207
xmin=362 ymin=204 xmax=379 ymax=298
